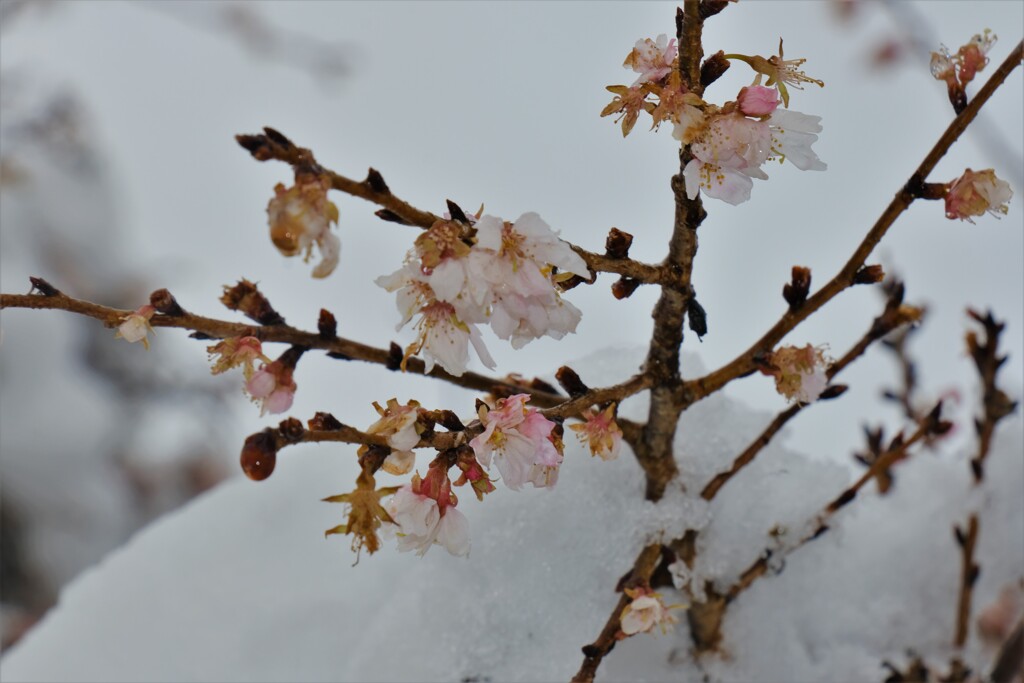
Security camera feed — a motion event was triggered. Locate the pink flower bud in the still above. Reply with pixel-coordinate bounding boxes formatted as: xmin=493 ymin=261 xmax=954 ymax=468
xmin=737 ymin=85 xmax=779 ymax=117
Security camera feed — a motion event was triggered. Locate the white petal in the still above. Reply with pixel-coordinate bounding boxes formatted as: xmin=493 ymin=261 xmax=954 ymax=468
xmin=311 ymin=232 xmax=340 ymax=278
xmin=428 ymin=259 xmax=466 ymax=303
xmin=436 ymin=509 xmax=470 ymax=557
xmin=474 ymin=215 xmax=504 ymax=251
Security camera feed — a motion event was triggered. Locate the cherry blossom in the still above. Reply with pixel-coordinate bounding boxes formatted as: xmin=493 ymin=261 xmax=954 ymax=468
xmin=945 ymin=168 xmax=1013 ymax=223
xmin=683 ymin=104 xmax=825 ymax=205
xmin=376 ymin=262 xmax=495 ymax=377
xmin=245 ymin=360 xmax=297 ymax=416
xmin=570 ymin=404 xmax=623 ymax=461
xmin=619 ymin=587 xmax=681 ymax=637
xmin=763 ymin=344 xmax=831 ymax=404
xmin=624 ymin=35 xmax=677 ymax=86
xmin=475 ymin=212 xmax=589 ymax=348
xmin=384 ymin=469 xmax=469 ymax=557
xmin=267 ymin=174 xmax=341 ymax=279
xmin=207 ymin=336 xmax=268 ymax=380
xmin=365 ymin=399 xmax=422 ymax=475
xmin=115 ymin=305 xmax=156 ymax=350
xmin=470 ymin=394 xmax=563 ymax=491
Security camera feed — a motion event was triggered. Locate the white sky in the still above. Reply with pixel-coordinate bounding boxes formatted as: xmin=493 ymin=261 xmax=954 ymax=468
xmin=1 ymin=0 xmax=1022 ymax=469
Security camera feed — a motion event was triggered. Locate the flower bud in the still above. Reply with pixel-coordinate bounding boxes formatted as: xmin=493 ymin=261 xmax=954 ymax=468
xmin=240 ymin=430 xmax=279 ymax=481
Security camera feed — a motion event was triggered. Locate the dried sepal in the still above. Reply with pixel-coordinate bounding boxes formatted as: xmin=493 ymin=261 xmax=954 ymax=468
xmin=323 ymin=465 xmax=400 ymax=561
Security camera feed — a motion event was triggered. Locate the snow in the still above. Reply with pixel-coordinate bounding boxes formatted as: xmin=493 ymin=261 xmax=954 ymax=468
xmin=3 ymin=349 xmax=1020 ymax=682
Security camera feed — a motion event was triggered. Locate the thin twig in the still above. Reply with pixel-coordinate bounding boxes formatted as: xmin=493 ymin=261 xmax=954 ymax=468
xmin=953 ymin=514 xmax=980 ymax=649
xmin=965 ymin=309 xmax=1018 ymax=482
xmin=726 ymin=418 xmax=936 ymax=601
xmin=0 ymin=289 xmax=650 ymax=427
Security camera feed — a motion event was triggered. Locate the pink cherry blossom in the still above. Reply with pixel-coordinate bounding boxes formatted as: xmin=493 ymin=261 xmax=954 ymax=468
xmin=475 ymin=213 xmax=588 ymax=347
xmin=384 ymin=469 xmax=469 ymax=557
xmin=245 ymin=360 xmax=297 ymax=416
xmin=469 ymin=394 xmax=563 ymax=491
xmin=945 ymin=168 xmax=1013 ymax=223
xmin=624 ymin=35 xmax=677 ymax=86
xmin=116 ymin=305 xmax=156 ymax=350
xmin=570 ymin=404 xmax=623 ymax=461
xmin=376 ymin=263 xmax=495 ymax=377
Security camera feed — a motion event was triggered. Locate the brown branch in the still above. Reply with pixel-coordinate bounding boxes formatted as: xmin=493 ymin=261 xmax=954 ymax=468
xmin=236 ymin=128 xmax=665 ymax=285
xmin=571 ymin=543 xmax=664 ymax=683
xmin=700 ymin=282 xmax=919 ymax=501
xmin=633 ymin=0 xmax=707 ymax=501
xmin=682 ymin=41 xmax=1023 ymax=409
xmin=1 ymin=284 xmax=651 ymax=442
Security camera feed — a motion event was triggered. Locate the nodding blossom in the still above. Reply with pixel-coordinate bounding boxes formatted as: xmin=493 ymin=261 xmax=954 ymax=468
xmin=945 ymin=168 xmax=1013 ymax=223
xmin=469 ymin=394 xmax=563 ymax=491
xmin=763 ymin=344 xmax=831 ymax=404
xmin=267 ymin=174 xmax=340 ymax=279
xmin=116 ymin=305 xmax=156 ymax=350
xmin=570 ymin=404 xmax=623 ymax=461
xmin=245 ymin=359 xmax=297 ymax=416
xmin=624 ymin=34 xmax=677 ymax=86
xmin=619 ymin=587 xmax=682 ymax=637
xmin=383 ymin=468 xmax=469 ymax=557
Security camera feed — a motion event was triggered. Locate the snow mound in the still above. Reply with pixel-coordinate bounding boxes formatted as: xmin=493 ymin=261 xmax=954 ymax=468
xmin=2 ymin=349 xmax=1021 ymax=682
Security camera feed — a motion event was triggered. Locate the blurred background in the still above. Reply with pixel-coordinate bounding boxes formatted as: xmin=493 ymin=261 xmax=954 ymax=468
xmin=1 ymin=0 xmax=1021 ymax=650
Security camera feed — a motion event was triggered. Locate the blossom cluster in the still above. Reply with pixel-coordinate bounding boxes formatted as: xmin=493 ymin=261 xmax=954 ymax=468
xmin=602 ymin=36 xmax=826 ymax=205
xmin=377 ymin=213 xmax=589 ymax=376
